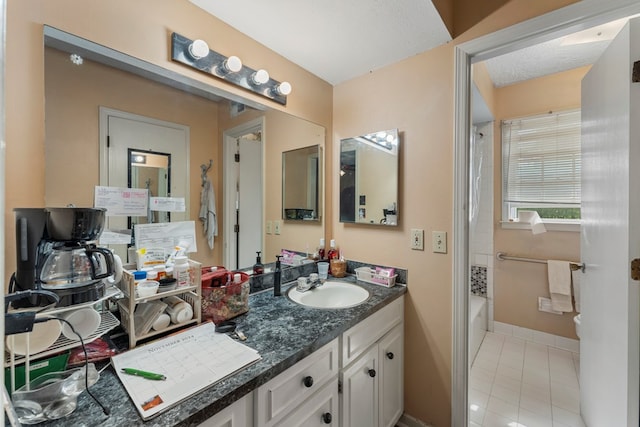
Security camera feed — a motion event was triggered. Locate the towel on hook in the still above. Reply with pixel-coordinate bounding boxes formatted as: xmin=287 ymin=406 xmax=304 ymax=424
xmin=199 ymin=177 xmax=217 ymax=250
xmin=548 ymin=260 xmax=573 ymax=312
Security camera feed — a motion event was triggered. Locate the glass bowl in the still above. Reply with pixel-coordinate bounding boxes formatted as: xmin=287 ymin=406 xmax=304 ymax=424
xmin=11 ymin=364 xmax=99 ymax=424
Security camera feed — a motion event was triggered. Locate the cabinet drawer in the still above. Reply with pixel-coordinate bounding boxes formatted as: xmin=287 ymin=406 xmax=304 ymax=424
xmin=255 ymin=338 xmax=339 ymax=426
xmin=273 ymin=379 xmax=339 ymax=427
xmin=197 ymin=392 xmax=253 ymax=427
xmin=342 ymin=296 xmax=403 ymax=366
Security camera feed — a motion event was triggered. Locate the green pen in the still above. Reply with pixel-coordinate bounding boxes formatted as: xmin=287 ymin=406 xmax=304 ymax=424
xmin=121 ymin=368 xmax=167 ymax=381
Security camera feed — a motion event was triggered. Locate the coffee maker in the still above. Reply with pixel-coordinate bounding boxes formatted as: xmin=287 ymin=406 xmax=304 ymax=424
xmin=12 ymin=207 xmax=115 ymax=307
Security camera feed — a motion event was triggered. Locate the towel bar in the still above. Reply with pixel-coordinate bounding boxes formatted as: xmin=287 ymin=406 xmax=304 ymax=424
xmin=496 ymin=252 xmax=585 ymax=272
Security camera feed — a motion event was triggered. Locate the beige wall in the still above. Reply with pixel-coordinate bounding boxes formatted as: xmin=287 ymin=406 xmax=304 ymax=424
xmin=333 ymin=1 xmax=578 ymax=425
xmin=492 ymin=66 xmax=589 ymax=339
xmin=45 ymin=47 xmax=222 ymax=265
xmin=5 ymin=0 xmax=333 ymax=282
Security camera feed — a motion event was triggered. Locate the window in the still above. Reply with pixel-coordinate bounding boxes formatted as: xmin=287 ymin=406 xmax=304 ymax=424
xmin=502 ymin=109 xmax=581 ymax=221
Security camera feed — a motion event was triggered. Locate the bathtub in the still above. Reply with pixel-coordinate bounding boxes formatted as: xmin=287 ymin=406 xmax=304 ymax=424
xmin=469 ymin=295 xmax=487 ymax=365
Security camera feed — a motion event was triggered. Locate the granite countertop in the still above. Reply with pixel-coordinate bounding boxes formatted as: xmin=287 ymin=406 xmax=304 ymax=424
xmin=38 ymin=276 xmax=406 ymax=426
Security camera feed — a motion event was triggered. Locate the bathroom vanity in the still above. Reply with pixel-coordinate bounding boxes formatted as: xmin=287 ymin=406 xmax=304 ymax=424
xmin=36 ymin=278 xmax=406 ymax=426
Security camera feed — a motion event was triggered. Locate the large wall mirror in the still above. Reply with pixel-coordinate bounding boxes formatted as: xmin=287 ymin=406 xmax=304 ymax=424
xmin=43 ymin=26 xmax=325 ymax=268
xmin=282 ymin=145 xmax=322 ymax=221
xmin=340 ymin=129 xmax=399 ymax=226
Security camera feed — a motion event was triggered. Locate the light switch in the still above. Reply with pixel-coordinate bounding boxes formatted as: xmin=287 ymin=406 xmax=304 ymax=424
xmin=265 ymin=221 xmax=272 ymax=235
xmin=410 ymin=229 xmax=424 ymax=250
xmin=432 ymin=231 xmax=447 ymax=253
xmin=274 ymin=220 xmax=282 ymax=235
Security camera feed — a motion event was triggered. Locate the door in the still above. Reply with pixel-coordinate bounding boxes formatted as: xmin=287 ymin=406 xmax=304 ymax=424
xmin=100 ymin=108 xmax=189 ymax=260
xmin=223 ymin=119 xmax=264 ymax=270
xmin=580 ymin=18 xmax=640 ymax=426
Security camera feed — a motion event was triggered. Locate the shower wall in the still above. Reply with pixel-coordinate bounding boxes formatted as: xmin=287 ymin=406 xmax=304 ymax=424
xmin=470 ymin=121 xmax=494 ymax=328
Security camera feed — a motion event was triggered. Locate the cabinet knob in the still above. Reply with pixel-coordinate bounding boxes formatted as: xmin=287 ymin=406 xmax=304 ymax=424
xmin=368 ymin=369 xmax=376 ymax=378
xmin=386 ymin=352 xmax=394 ymax=360
xmin=303 ymin=375 xmax=314 ymax=388
xmin=322 ymin=412 xmax=332 ymax=424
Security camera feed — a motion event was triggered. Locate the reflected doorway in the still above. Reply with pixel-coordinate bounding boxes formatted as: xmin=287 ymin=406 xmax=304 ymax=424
xmin=223 ymin=118 xmax=264 ymax=270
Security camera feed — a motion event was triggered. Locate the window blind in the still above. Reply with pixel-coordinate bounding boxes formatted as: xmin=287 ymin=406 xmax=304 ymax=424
xmin=502 ymin=109 xmax=581 ymax=206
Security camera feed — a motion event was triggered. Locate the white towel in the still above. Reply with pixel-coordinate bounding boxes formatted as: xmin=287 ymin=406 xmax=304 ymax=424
xmin=199 ymin=178 xmax=217 ymax=250
xmin=548 ymin=260 xmax=573 ymax=312
xmin=572 ymin=269 xmax=581 ymax=313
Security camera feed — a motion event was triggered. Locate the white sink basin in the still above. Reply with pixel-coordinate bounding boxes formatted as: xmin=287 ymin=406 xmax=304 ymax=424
xmin=287 ymin=281 xmax=370 ymax=309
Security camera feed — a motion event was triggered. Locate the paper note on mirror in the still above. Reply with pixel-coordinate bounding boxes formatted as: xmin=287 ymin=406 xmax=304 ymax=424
xmin=135 ymin=221 xmax=197 ymax=253
xmin=94 ymin=186 xmax=149 ymax=217
xmin=150 ymin=197 xmax=186 ymax=212
xmin=99 ymin=229 xmax=133 ymax=245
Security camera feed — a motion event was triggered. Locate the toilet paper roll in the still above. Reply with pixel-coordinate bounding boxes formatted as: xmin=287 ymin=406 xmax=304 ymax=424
xmin=518 ymin=210 xmax=546 ymax=235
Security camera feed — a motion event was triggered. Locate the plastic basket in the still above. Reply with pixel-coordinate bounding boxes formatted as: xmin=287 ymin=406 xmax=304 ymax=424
xmin=201 ymin=271 xmax=250 ymax=324
xmin=355 ymin=266 xmax=397 ymax=288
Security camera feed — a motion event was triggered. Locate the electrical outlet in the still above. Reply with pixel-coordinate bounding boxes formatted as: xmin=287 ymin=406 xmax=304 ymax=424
xmin=274 ymin=220 xmax=282 ymax=235
xmin=410 ymin=229 xmax=424 ymax=250
xmin=432 ymin=231 xmax=447 ymax=253
xmin=265 ymin=221 xmax=272 ymax=235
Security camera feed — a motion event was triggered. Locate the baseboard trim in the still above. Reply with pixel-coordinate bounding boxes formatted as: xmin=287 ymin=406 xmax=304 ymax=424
xmin=397 ymin=413 xmax=433 ymax=427
xmin=492 ymin=321 xmax=579 ymax=353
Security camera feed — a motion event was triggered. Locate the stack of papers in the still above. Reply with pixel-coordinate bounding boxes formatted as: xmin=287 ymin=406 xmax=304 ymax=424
xmin=111 ymin=322 xmax=260 ymax=419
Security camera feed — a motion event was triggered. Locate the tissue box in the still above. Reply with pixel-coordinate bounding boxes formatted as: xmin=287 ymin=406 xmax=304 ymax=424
xmin=201 ymin=270 xmax=250 ymax=324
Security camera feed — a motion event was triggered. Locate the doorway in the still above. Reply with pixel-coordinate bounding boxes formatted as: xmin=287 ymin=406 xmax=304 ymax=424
xmin=452 ymin=2 xmax=640 ymax=426
xmin=223 ymin=117 xmax=265 ymax=270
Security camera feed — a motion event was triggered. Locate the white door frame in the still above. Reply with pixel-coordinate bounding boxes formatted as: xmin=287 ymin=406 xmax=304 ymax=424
xmin=452 ymin=1 xmax=640 ymax=425
xmin=222 ymin=117 xmax=265 ymax=269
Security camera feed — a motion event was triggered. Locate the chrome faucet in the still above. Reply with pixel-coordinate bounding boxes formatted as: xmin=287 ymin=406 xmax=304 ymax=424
xmin=296 ymin=273 xmax=322 ymax=293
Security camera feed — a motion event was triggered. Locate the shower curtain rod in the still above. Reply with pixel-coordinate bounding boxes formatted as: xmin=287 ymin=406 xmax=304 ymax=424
xmin=496 ymin=252 xmax=585 ymax=272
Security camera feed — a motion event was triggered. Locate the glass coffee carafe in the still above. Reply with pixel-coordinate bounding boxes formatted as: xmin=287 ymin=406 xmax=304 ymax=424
xmin=39 ymin=244 xmax=114 ymax=290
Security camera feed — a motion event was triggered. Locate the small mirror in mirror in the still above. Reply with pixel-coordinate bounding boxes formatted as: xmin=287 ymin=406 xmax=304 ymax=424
xmin=340 ymin=129 xmax=399 ymax=226
xmin=128 ymin=149 xmax=171 ymax=226
xmin=282 ymin=145 xmax=322 ymax=221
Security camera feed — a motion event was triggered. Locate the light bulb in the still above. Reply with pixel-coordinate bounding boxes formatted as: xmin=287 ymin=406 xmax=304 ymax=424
xmin=251 ymin=69 xmax=270 ymax=85
xmin=223 ymin=56 xmax=242 ymax=73
xmin=188 ymin=39 xmax=209 ymax=60
xmin=275 ymin=81 xmax=292 ymax=96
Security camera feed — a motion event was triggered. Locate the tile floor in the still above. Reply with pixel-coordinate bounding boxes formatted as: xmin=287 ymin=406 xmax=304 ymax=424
xmin=469 ymin=332 xmax=584 ymax=427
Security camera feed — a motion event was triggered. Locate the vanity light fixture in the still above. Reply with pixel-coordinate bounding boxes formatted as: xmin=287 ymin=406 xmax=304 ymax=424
xmin=171 ymin=32 xmax=292 ymax=105
xmin=188 ymin=39 xmax=210 ymax=60
xmin=222 ymin=55 xmax=243 ymax=73
xmin=274 ymin=81 xmax=292 ymax=96
xmin=251 ymin=69 xmax=270 ymax=85
xmin=131 ymin=154 xmax=147 ymax=165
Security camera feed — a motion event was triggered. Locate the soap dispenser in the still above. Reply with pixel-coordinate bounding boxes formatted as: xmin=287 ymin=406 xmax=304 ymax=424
xmin=253 ymin=251 xmax=264 ymax=275
xmin=274 ymin=255 xmax=283 ymax=296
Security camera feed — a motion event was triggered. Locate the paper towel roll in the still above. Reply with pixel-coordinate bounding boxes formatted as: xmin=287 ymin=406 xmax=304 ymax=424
xmin=518 ymin=210 xmax=546 ymax=234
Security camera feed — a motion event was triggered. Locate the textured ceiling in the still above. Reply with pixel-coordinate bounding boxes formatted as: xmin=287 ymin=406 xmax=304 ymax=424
xmin=484 ymin=18 xmax=629 ymax=87
xmin=189 ymin=0 xmax=452 ymax=85
xmin=187 ymin=2 xmax=631 ymax=90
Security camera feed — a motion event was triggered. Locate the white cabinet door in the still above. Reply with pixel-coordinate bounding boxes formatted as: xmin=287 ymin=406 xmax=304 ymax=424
xmin=378 ymin=323 xmax=403 ymax=427
xmin=197 ymin=393 xmax=253 ymax=427
xmin=341 ymin=345 xmax=378 ymax=427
